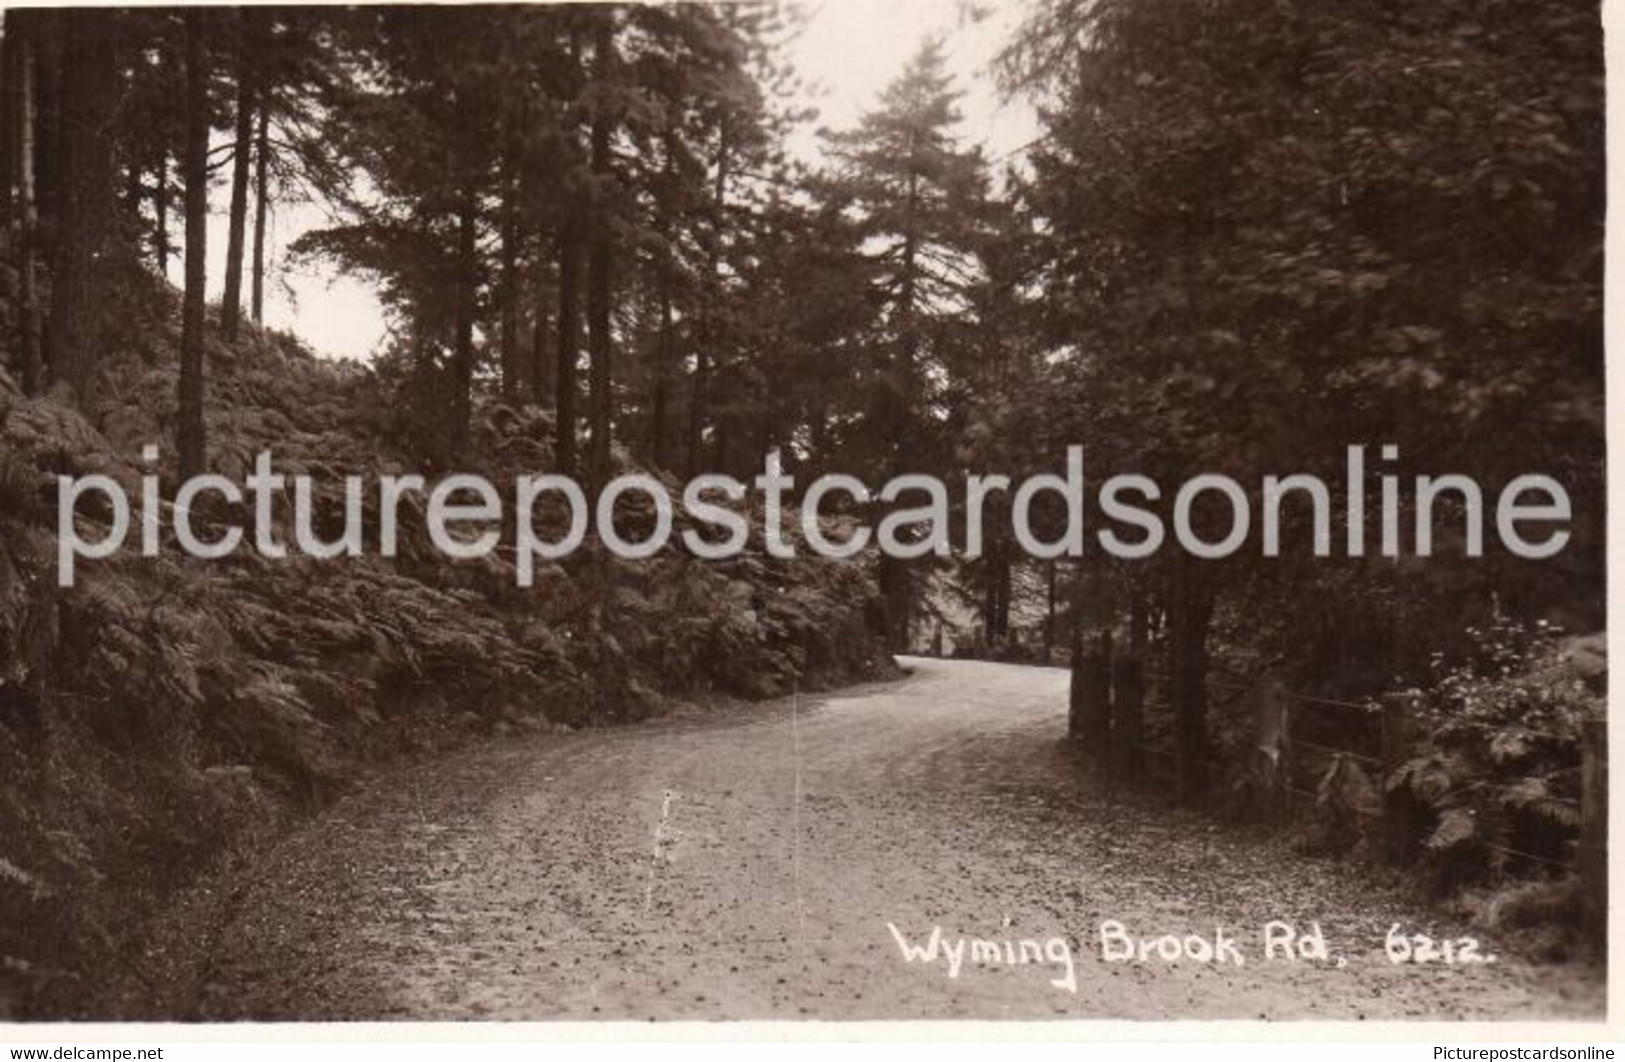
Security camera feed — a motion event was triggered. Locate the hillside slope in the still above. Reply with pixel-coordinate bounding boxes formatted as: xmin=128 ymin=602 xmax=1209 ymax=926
xmin=0 ymin=260 xmax=891 ymax=1015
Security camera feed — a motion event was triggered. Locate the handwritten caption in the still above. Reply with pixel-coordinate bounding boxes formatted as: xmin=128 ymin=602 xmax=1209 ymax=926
xmin=886 ymin=920 xmax=1496 ymax=994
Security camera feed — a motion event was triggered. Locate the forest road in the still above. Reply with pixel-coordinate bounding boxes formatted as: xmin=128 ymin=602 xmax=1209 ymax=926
xmin=131 ymin=657 xmax=1604 ymax=1021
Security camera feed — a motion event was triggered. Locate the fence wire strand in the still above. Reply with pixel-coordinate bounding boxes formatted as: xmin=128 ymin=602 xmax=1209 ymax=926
xmin=1089 ymin=661 xmax=1594 ymax=877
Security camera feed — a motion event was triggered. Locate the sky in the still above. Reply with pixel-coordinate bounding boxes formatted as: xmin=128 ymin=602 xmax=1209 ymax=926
xmin=190 ymin=0 xmax=1039 ymax=362
xmin=789 ymin=0 xmax=1038 ymax=158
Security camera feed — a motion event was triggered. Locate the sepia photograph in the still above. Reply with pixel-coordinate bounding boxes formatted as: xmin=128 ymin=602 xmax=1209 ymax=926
xmin=0 ymin=0 xmax=1610 ymax=1041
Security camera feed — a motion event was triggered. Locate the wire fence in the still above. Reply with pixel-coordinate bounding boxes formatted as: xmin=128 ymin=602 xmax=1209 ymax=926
xmin=1096 ymin=662 xmax=1590 ymax=873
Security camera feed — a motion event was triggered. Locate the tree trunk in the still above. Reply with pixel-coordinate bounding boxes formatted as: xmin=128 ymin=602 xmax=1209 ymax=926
xmin=554 ymin=218 xmax=582 ymax=474
xmin=153 ymin=38 xmax=173 ymax=277
xmin=0 ymin=15 xmax=15 ymax=231
xmin=874 ymin=159 xmax=922 ymax=651
xmin=1066 ymin=612 xmax=1085 ymax=741
xmin=753 ymin=371 xmax=775 ymax=468
xmin=220 ymin=18 xmax=255 ymax=341
xmin=648 ymin=133 xmax=678 ymax=471
xmin=713 ymin=417 xmax=732 ymax=480
xmin=1044 ymin=559 xmax=1058 ymax=660
xmin=585 ymin=21 xmax=615 ymax=493
xmin=119 ymin=52 xmax=142 ymax=221
xmin=1113 ymin=646 xmax=1146 ymax=779
xmin=651 ymin=286 xmax=674 ymax=470
xmin=586 ymin=223 xmax=613 ymax=491
xmin=688 ymin=345 xmax=710 ymax=476
xmin=154 ymin=147 xmax=168 ymax=276
xmin=808 ymin=412 xmax=830 ymax=471
xmin=530 ymin=251 xmax=552 ymax=408
xmin=877 ymin=555 xmax=911 ymax=653
xmin=47 ymin=9 xmax=118 ymax=404
xmin=123 ymin=151 xmax=142 ymax=220
xmin=1078 ymin=628 xmax=1114 ymax=768
xmin=15 ymin=23 xmax=41 ymax=395
xmin=1167 ymin=563 xmax=1216 ymax=804
xmin=988 ymin=548 xmax=1001 ymax=639
xmin=32 ymin=15 xmax=60 ymax=245
xmin=688 ymin=117 xmax=730 ymax=477
xmin=498 ymin=152 xmax=523 ymax=401
xmin=176 ymin=10 xmax=209 ymax=482
xmin=449 ymin=183 xmax=478 ymax=455
xmin=251 ymin=101 xmax=268 ymax=321
xmin=982 ymin=535 xmax=1010 ymax=647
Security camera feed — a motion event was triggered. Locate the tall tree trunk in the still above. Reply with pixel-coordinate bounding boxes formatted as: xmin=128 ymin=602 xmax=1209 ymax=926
xmin=650 ymin=285 xmax=673 ymax=470
xmin=119 ymin=56 xmax=142 ymax=222
xmin=808 ymin=412 xmax=829 ymax=472
xmin=585 ymin=95 xmax=614 ymax=491
xmin=1075 ymin=626 xmax=1114 ymax=767
xmin=875 ymin=160 xmax=922 ymax=653
xmin=123 ymin=153 xmax=142 ymax=219
xmin=176 ymin=10 xmax=209 ymax=482
xmin=649 ymin=132 xmax=677 ymax=471
xmin=1167 ymin=562 xmax=1216 ymax=804
xmin=153 ymin=146 xmax=168 ymax=276
xmin=1112 ymin=588 xmax=1150 ymax=778
xmin=754 ymin=372 xmax=775 ymax=464
xmin=993 ymin=540 xmax=1012 ymax=640
xmin=15 ymin=22 xmax=41 ymax=395
xmin=878 ymin=556 xmax=911 ymax=653
xmin=32 ymin=14 xmax=60 ymax=246
xmin=1044 ymin=559 xmax=1058 ymax=660
xmin=47 ymin=9 xmax=118 ymax=404
xmin=586 ymin=230 xmax=613 ymax=490
xmin=530 ymin=252 xmax=553 ymax=408
xmin=251 ymin=101 xmax=268 ymax=321
xmin=220 ymin=18 xmax=255 ymax=341
xmin=450 ymin=183 xmax=478 ymax=455
xmin=982 ymin=561 xmax=998 ymax=649
xmin=688 ymin=347 xmax=710 ymax=475
xmin=153 ymin=38 xmax=173 ymax=277
xmin=713 ymin=417 xmax=732 ymax=480
xmin=498 ymin=156 xmax=523 ymax=401
xmin=688 ymin=117 xmax=729 ymax=477
xmin=554 ymin=218 xmax=582 ymax=473
xmin=0 ymin=15 xmax=15 ymax=231
xmin=982 ymin=531 xmax=1009 ymax=647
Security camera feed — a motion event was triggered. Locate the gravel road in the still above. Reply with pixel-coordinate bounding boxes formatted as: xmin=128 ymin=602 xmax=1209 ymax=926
xmin=120 ymin=657 xmax=1604 ymax=1021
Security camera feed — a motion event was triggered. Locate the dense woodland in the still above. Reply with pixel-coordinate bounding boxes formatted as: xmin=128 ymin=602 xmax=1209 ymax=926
xmin=0 ymin=0 xmax=1608 ymax=1009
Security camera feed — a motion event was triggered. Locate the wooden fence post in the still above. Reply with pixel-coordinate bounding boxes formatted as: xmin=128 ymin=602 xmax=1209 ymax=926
xmin=1279 ymin=704 xmax=1295 ymax=822
xmin=1580 ymin=718 xmax=1608 ymax=944
xmin=1076 ymin=637 xmax=1113 ymax=768
xmin=1251 ymin=675 xmax=1291 ymax=822
xmin=1066 ymin=617 xmax=1084 ymax=743
xmin=1380 ymin=692 xmax=1416 ymax=865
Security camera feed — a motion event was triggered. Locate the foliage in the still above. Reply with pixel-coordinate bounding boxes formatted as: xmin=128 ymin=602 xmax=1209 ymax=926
xmin=1383 ymin=619 xmax=1599 ymax=890
xmin=997 ymin=0 xmax=1604 ymax=805
xmin=0 ymin=259 xmax=889 ymax=1014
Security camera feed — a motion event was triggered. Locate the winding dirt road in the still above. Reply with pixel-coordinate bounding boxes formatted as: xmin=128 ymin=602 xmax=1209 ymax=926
xmin=125 ymin=658 xmax=1603 ymax=1021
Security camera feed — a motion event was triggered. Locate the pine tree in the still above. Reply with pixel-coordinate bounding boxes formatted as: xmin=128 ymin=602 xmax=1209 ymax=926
xmin=47 ymin=9 xmax=120 ymax=403
xmin=821 ymin=39 xmax=990 ymax=650
xmin=175 ymin=9 xmax=209 ymax=481
xmin=251 ymin=101 xmax=269 ymax=321
xmin=12 ymin=11 xmax=42 ymax=396
xmin=220 ymin=11 xmax=259 ymax=341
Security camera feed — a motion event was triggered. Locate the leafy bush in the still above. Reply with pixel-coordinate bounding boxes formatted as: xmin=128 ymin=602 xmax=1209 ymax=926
xmin=1388 ymin=617 xmax=1600 ymax=904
